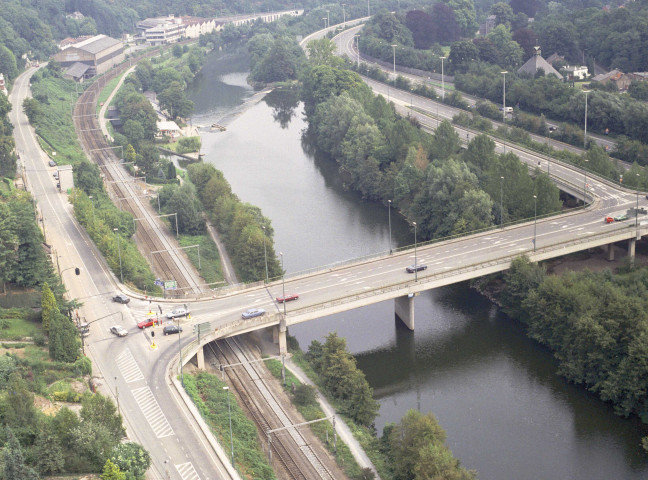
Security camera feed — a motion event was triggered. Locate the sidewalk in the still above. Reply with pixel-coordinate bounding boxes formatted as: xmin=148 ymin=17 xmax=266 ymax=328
xmin=283 ymin=356 xmax=382 ymax=479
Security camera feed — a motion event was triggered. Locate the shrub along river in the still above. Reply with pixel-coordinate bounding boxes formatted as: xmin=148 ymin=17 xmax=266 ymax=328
xmin=187 ymin=48 xmax=648 ymax=479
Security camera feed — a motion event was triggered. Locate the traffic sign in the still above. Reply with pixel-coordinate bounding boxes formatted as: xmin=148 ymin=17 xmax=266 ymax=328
xmin=164 ymin=280 xmax=177 ymax=290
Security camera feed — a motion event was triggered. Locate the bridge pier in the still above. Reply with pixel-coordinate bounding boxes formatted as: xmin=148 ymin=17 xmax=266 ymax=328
xmin=272 ymin=317 xmax=288 ymax=354
xmin=607 ymin=243 xmax=615 ymax=261
xmin=629 ymin=238 xmax=636 ymax=262
xmin=196 ymin=345 xmax=205 ymax=370
xmin=395 ymin=294 xmax=416 ymax=330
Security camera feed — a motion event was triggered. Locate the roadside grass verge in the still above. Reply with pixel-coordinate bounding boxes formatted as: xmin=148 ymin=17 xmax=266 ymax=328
xmin=178 ymin=234 xmax=224 ymax=287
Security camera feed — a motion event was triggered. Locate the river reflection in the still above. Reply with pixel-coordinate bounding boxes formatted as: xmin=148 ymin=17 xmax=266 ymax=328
xmin=187 ymin=48 xmax=648 ymax=480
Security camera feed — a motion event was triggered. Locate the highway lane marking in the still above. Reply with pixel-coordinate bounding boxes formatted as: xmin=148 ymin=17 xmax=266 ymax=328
xmin=174 ymin=462 xmax=200 ymax=480
xmin=131 ymin=386 xmax=175 ymax=438
xmin=116 ymin=349 xmax=145 ymax=383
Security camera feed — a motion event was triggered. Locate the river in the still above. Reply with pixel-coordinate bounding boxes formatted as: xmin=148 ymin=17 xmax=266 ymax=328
xmin=187 ymin=48 xmax=648 ymax=480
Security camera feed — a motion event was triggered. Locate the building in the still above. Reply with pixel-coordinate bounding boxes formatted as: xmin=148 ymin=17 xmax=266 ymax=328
xmin=136 ymin=15 xmax=185 ymax=45
xmin=591 ymin=69 xmax=633 ymax=90
xmin=157 ymin=121 xmax=181 ymax=140
xmin=562 ymin=65 xmax=588 ymax=80
xmin=52 ymin=34 xmax=124 ymax=81
xmin=181 ymin=16 xmax=221 ymax=38
xmin=517 ymin=46 xmax=562 ymax=79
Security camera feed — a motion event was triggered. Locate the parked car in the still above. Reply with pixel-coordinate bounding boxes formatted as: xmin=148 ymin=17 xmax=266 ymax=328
xmin=163 ymin=325 xmax=183 ymax=335
xmin=242 ymin=308 xmax=266 ymax=319
xmin=53 ymin=171 xmax=58 ymax=179
xmin=276 ymin=293 xmax=299 ymax=303
xmin=112 ymin=294 xmax=130 ymax=304
xmin=406 ymin=264 xmax=428 ymax=273
xmin=604 ymin=216 xmax=614 ymax=223
xmin=137 ymin=318 xmax=157 ymax=329
xmin=166 ymin=307 xmax=189 ymax=319
xmin=110 ymin=325 xmax=128 ymax=337
xmin=48 ymin=159 xmax=57 ymax=167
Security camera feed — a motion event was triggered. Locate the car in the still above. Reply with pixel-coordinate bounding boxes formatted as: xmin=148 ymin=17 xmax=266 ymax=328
xmin=112 ymin=294 xmax=130 ymax=304
xmin=110 ymin=325 xmax=128 ymax=337
xmin=406 ymin=264 xmax=428 ymax=273
xmin=548 ymin=126 xmax=558 ymax=132
xmin=53 ymin=171 xmax=59 ymax=179
xmin=166 ymin=307 xmax=189 ymax=319
xmin=242 ymin=308 xmax=266 ymax=319
xmin=604 ymin=216 xmax=614 ymax=223
xmin=163 ymin=325 xmax=183 ymax=335
xmin=48 ymin=159 xmax=57 ymax=167
xmin=137 ymin=318 xmax=157 ymax=329
xmin=614 ymin=214 xmax=628 ymax=222
xmin=276 ymin=293 xmax=299 ymax=303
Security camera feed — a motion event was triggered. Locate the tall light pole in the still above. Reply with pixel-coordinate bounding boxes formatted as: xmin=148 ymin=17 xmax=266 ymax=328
xmin=326 ymin=10 xmax=329 ymax=28
xmin=636 ymin=173 xmax=640 ymax=231
xmin=583 ymin=90 xmax=590 ymax=150
xmin=88 ymin=195 xmax=95 ymax=224
xmin=223 ymin=386 xmax=234 ymax=467
xmin=500 ymin=176 xmax=505 ymax=227
xmin=391 ymin=44 xmax=397 ymax=75
xmin=113 ymin=227 xmax=123 ymax=283
xmin=342 ymin=4 xmax=346 ymax=27
xmin=323 ymin=17 xmax=327 ymax=29
xmin=440 ymin=56 xmax=446 ymax=100
xmin=412 ymin=222 xmax=418 ymax=281
xmin=262 ymin=226 xmax=268 ymax=282
xmin=388 ymin=200 xmax=393 ymax=254
xmin=533 ymin=195 xmax=537 ymax=252
xmin=114 ymin=376 xmax=120 ymax=416
xmin=280 ymin=252 xmax=286 ymax=316
xmin=354 ymin=35 xmax=360 ymax=68
xmin=501 ymin=71 xmax=508 ymax=122
xmin=583 ymin=158 xmax=589 ymax=206
xmin=368 ymin=0 xmax=371 ymax=17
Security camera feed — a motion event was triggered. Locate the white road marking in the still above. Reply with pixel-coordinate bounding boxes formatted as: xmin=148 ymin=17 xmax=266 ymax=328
xmin=116 ymin=349 xmax=145 ymax=383
xmin=175 ymin=462 xmax=200 ymax=480
xmin=131 ymin=386 xmax=174 ymax=438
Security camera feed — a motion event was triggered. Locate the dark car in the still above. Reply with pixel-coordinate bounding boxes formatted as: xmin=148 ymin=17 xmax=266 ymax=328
xmin=276 ymin=293 xmax=299 ymax=303
xmin=242 ymin=308 xmax=266 ymax=319
xmin=48 ymin=159 xmax=57 ymax=167
xmin=163 ymin=325 xmax=183 ymax=335
xmin=112 ymin=294 xmax=130 ymax=304
xmin=406 ymin=264 xmax=427 ymax=273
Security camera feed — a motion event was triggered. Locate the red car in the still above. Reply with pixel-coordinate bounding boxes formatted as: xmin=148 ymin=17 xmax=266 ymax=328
xmin=604 ymin=216 xmax=614 ymax=224
xmin=276 ymin=293 xmax=299 ymax=303
xmin=137 ymin=318 xmax=158 ymax=328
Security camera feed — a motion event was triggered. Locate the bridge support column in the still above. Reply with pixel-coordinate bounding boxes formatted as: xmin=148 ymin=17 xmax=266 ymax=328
xmin=395 ymin=294 xmax=416 ymax=330
xmin=196 ymin=345 xmax=205 ymax=370
xmin=607 ymin=243 xmax=615 ymax=261
xmin=273 ymin=317 xmax=288 ymax=355
xmin=629 ymin=238 xmax=636 ymax=262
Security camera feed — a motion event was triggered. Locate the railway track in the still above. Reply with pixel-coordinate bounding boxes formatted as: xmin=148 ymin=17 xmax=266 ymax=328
xmin=209 ymin=337 xmax=336 ymax=480
xmin=72 ymin=53 xmax=202 ymax=295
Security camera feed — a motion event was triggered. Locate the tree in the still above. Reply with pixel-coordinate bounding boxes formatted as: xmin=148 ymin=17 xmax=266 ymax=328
xmin=306 ymin=38 xmax=340 ymax=67
xmin=40 ymin=281 xmax=57 ymax=335
xmin=101 ymin=459 xmax=126 ymax=480
xmin=491 ymin=2 xmax=515 ymax=28
xmin=158 ymin=81 xmax=194 ymax=120
xmin=405 ymin=10 xmax=435 ymax=49
xmin=35 ymin=421 xmax=64 ymax=476
xmin=165 ymin=184 xmax=205 ymax=235
xmin=110 ymin=442 xmax=151 ymax=480
xmin=74 ymin=160 xmax=104 ymax=195
xmin=448 ymin=40 xmax=480 ymax=73
xmin=500 ymin=255 xmax=546 ymax=321
xmin=80 ymin=393 xmax=125 ymax=442
xmin=0 ymin=45 xmax=18 ymax=80
xmin=48 ymin=311 xmax=79 ymax=362
xmin=3 ymin=428 xmax=39 ymax=480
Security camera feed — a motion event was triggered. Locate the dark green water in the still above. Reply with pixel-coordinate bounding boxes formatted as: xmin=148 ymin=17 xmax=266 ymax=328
xmin=187 ymin=48 xmax=648 ymax=480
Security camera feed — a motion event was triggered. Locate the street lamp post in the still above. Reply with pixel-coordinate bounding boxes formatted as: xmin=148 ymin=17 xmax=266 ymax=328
xmin=354 ymin=35 xmax=360 ymax=68
xmin=88 ymin=195 xmax=95 ymax=223
xmin=388 ymin=200 xmax=393 ymax=254
xmin=280 ymin=252 xmax=286 ymax=316
xmin=323 ymin=17 xmax=327 ymax=29
xmin=412 ymin=222 xmax=418 ymax=281
xmin=636 ymin=173 xmax=640 ymax=231
xmin=178 ymin=315 xmax=183 ymax=386
xmin=500 ymin=176 xmax=505 ymax=226
xmin=326 ymin=10 xmax=329 ymax=28
xmin=223 ymin=386 xmax=234 ymax=467
xmin=583 ymin=159 xmax=589 ymax=206
xmin=440 ymin=56 xmax=446 ymax=100
xmin=583 ymin=90 xmax=590 ymax=150
xmin=533 ymin=195 xmax=537 ymax=252
xmin=391 ymin=45 xmax=397 ymax=75
xmin=342 ymin=4 xmax=346 ymax=27
xmin=501 ymin=71 xmax=508 ymax=122
xmin=113 ymin=228 xmax=123 ymax=283
xmin=262 ymin=226 xmax=268 ymax=282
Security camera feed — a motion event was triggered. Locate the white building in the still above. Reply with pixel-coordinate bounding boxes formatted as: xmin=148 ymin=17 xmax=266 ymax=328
xmin=563 ymin=65 xmax=588 ymax=80
xmin=136 ymin=16 xmax=185 ymax=45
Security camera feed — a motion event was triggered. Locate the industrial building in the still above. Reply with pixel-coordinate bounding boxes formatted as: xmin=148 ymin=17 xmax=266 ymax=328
xmin=52 ymin=34 xmax=124 ymax=81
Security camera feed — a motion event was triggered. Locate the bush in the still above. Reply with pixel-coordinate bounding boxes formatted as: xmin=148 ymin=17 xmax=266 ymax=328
xmin=32 ymin=331 xmax=46 ymax=346
xmin=293 ymin=384 xmax=317 ymax=406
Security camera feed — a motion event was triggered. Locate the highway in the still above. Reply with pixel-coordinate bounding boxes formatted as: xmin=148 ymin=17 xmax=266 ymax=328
xmin=10 ymin=67 xmax=237 ymax=480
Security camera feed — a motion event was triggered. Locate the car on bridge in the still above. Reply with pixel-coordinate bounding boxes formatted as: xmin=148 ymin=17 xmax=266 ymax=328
xmin=112 ymin=294 xmax=130 ymax=304
xmin=242 ymin=308 xmax=266 ymax=319
xmin=276 ymin=293 xmax=299 ymax=303
xmin=110 ymin=325 xmax=128 ymax=337
xmin=605 ymin=216 xmax=614 ymax=223
xmin=614 ymin=213 xmax=628 ymax=222
xmin=166 ymin=307 xmax=189 ymax=319
xmin=406 ymin=264 xmax=427 ymax=273
xmin=163 ymin=325 xmax=183 ymax=335
xmin=137 ymin=318 xmax=158 ymax=328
